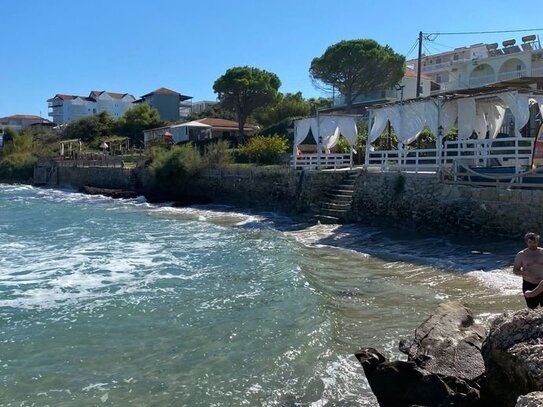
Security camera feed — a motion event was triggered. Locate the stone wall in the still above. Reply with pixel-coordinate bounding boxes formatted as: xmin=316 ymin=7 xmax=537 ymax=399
xmin=183 ymin=167 xmax=344 ymax=214
xmin=38 ymin=164 xmax=543 ymax=237
xmin=56 ymin=166 xmax=135 ymax=190
xmin=351 ymin=171 xmax=543 ymax=237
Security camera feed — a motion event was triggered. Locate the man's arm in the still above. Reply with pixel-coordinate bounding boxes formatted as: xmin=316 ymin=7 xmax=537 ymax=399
xmin=513 ymin=252 xmax=524 ymax=276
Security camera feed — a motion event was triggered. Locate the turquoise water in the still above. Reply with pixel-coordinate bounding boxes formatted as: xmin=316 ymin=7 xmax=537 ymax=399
xmin=0 ymin=184 xmax=525 ymax=406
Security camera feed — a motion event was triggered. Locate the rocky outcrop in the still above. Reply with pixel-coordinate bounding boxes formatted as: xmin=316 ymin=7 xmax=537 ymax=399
xmin=399 ymin=302 xmax=486 ymax=381
xmin=355 ymin=302 xmax=543 ymax=407
xmin=516 ymin=392 xmax=543 ymax=407
xmin=481 ymin=309 xmax=543 ymax=407
xmin=355 ymin=302 xmax=484 ymax=407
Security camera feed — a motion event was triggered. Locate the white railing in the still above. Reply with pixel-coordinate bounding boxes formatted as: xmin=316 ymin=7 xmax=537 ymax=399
xmin=469 ymin=74 xmax=496 ymax=88
xmin=291 ymin=153 xmax=352 ymax=170
xmin=498 ymin=70 xmax=527 ymax=81
xmin=367 ymin=148 xmax=440 ymax=172
xmin=442 ymin=137 xmax=533 ymax=169
xmin=365 ymin=137 xmax=534 ymax=173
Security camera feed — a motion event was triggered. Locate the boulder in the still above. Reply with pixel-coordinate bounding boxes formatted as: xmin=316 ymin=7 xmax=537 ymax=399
xmin=355 ymin=348 xmax=479 ymax=407
xmin=481 ymin=309 xmax=543 ymax=407
xmin=399 ymin=301 xmax=486 ymax=381
xmin=516 ymin=392 xmax=543 ymax=407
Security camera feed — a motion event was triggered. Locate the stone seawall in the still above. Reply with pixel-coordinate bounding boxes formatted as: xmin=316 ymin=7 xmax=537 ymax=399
xmin=186 ymin=169 xmax=543 ymax=237
xmin=40 ymin=165 xmax=543 ymax=237
xmin=350 ymin=171 xmax=543 ymax=237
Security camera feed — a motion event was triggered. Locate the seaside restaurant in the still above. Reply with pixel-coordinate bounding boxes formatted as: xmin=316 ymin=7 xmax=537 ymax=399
xmin=292 ymin=115 xmax=359 ymax=170
xmin=363 ymin=87 xmax=543 ymax=178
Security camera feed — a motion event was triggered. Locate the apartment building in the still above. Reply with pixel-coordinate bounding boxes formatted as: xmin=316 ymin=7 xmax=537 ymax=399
xmin=134 ymin=87 xmax=192 ymax=122
xmin=47 ymin=91 xmax=135 ymax=124
xmin=406 ymin=34 xmax=543 ymax=92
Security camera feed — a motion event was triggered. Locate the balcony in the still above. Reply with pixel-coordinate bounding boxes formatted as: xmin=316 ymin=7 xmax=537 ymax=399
xmin=333 ymin=89 xmax=398 ymax=107
xmin=469 ymin=74 xmax=497 ymax=88
xmin=498 ymin=70 xmax=527 ymax=81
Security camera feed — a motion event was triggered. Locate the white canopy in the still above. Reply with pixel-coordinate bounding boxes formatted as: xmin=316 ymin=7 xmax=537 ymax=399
xmin=293 ymin=115 xmax=358 ymax=150
xmin=368 ymin=90 xmax=538 ymax=144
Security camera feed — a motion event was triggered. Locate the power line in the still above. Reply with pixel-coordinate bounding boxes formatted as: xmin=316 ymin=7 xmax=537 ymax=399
xmin=425 ymin=28 xmax=543 ymax=36
xmin=404 ymin=38 xmax=420 ymax=59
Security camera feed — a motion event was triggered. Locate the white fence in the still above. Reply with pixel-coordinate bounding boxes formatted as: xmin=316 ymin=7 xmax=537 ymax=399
xmin=366 ymin=136 xmax=535 ymax=172
xmin=291 ymin=153 xmax=352 ymax=170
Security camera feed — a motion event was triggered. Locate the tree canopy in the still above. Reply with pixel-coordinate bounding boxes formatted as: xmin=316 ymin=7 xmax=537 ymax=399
xmin=213 ymin=66 xmax=281 ymax=142
xmin=310 ymin=39 xmax=405 ymax=112
xmin=62 ymin=111 xmax=115 ymax=142
xmin=253 ymin=92 xmax=311 ymax=129
xmin=116 ymin=104 xmax=165 ymax=147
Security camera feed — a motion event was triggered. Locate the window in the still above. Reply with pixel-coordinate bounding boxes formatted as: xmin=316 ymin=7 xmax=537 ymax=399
xmin=436 ymin=74 xmax=442 ymax=83
xmin=436 ymin=56 xmax=442 ymax=64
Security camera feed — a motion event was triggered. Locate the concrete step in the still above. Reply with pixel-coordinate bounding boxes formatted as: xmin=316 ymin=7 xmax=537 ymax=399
xmin=325 ymin=192 xmax=353 ymax=202
xmin=320 ymin=207 xmax=350 ymax=217
xmin=321 ymin=201 xmax=352 ymax=210
xmin=315 ymin=214 xmax=341 ymax=224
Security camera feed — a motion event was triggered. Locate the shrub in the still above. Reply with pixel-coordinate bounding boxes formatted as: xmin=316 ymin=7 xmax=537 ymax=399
xmin=237 ymin=135 xmax=288 ymax=164
xmin=147 ymin=144 xmax=203 ymax=188
xmin=204 ymin=139 xmax=233 ymax=168
xmin=0 ymin=152 xmax=36 ymax=181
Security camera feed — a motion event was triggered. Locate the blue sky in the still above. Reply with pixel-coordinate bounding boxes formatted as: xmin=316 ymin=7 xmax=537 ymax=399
xmin=2 ymin=0 xmax=542 ymax=118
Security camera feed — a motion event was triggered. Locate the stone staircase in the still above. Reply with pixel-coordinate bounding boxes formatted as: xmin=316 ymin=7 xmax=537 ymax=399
xmin=314 ymin=171 xmax=360 ymax=224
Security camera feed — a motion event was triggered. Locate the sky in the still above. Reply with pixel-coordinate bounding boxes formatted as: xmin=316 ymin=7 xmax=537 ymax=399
xmin=2 ymin=0 xmax=543 ymax=118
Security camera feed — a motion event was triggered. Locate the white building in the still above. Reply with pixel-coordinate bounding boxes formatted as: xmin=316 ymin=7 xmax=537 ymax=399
xmin=191 ymin=100 xmax=218 ymax=114
xmin=406 ymin=34 xmax=543 ymax=93
xmin=331 ymin=67 xmax=435 ymax=111
xmin=47 ymin=91 xmax=135 ymax=124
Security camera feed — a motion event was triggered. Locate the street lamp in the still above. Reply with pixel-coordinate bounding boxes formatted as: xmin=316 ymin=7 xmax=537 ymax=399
xmin=394 ymin=83 xmax=405 ymax=101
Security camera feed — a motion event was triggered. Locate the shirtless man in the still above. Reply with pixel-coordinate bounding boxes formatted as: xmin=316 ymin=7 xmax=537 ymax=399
xmin=513 ymin=232 xmax=543 ymax=309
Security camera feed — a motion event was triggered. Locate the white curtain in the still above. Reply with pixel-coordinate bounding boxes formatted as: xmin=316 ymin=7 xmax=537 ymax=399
xmin=368 ymin=109 xmax=389 ymax=143
xmin=457 ymin=98 xmax=476 ymax=140
xmin=337 ymin=116 xmax=358 ymax=146
xmin=293 ymin=118 xmax=312 ymax=146
xmin=529 ymin=96 xmax=543 ymax=122
xmin=421 ymin=100 xmax=439 ymax=137
xmin=440 ymin=100 xmax=458 ymax=136
xmin=479 ymin=101 xmax=506 ymax=138
xmin=319 ymin=117 xmax=340 ymax=151
xmin=498 ymin=92 xmax=530 ymax=138
xmin=474 ymin=104 xmax=488 ymax=139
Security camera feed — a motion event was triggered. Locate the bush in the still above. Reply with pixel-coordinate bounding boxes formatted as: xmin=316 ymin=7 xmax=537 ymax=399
xmin=204 ymin=139 xmax=233 ymax=168
xmin=147 ymin=144 xmax=203 ymax=188
xmin=0 ymin=132 xmax=38 ymax=181
xmin=237 ymin=135 xmax=288 ymax=164
xmin=0 ymin=152 xmax=36 ymax=181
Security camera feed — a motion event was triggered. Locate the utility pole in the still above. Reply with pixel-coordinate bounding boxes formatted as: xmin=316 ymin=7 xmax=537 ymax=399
xmin=416 ymin=31 xmax=423 ymax=98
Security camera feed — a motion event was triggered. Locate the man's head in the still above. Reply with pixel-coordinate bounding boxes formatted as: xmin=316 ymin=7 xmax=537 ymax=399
xmin=525 ymin=232 xmax=540 ymax=249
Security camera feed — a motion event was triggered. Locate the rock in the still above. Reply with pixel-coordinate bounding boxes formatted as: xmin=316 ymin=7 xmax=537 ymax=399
xmin=481 ymin=309 xmax=543 ymax=407
xmin=355 ymin=348 xmax=462 ymax=407
xmin=399 ymin=301 xmax=486 ymax=381
xmin=82 ymin=185 xmax=138 ymax=199
xmin=516 ymin=391 xmax=543 ymax=407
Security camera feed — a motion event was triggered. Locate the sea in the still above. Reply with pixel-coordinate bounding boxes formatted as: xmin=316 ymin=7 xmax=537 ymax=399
xmin=0 ymin=183 xmax=526 ymax=406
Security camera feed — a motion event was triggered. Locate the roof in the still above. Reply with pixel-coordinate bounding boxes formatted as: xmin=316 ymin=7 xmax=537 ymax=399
xmin=47 ymin=94 xmax=77 ymax=102
xmin=196 ymin=117 xmax=257 ymax=131
xmin=140 ymin=87 xmax=192 ymax=101
xmin=404 ymin=67 xmax=432 ymax=81
xmin=171 ymin=120 xmax=212 ymax=129
xmin=367 ymin=86 xmax=543 ymax=110
xmin=1 ymin=114 xmax=46 ymax=120
xmin=89 ymin=90 xmax=134 ymax=100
